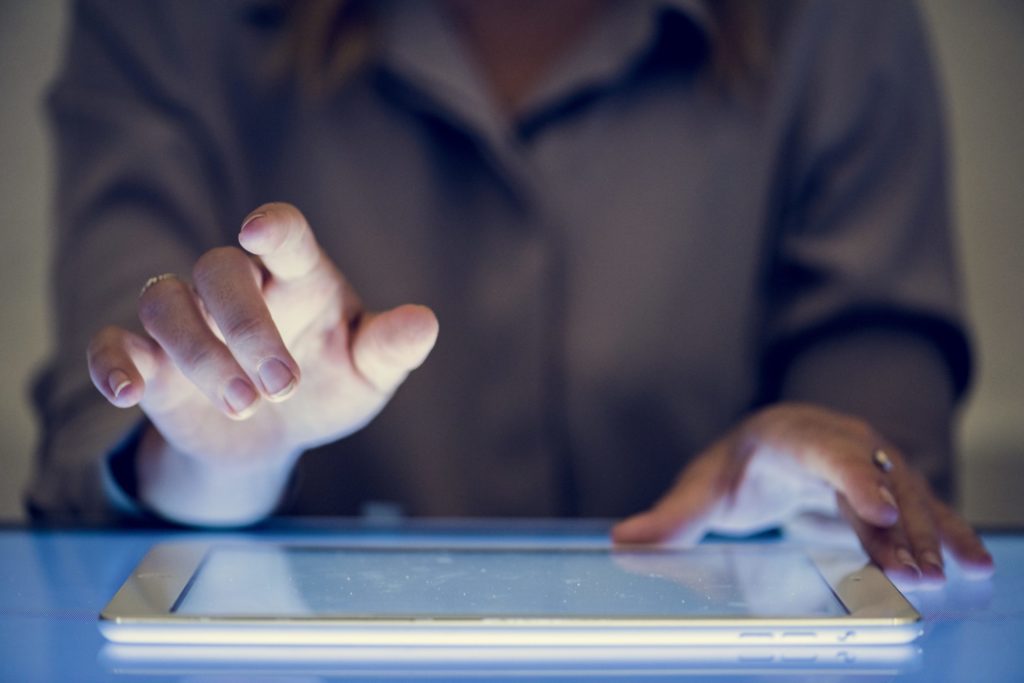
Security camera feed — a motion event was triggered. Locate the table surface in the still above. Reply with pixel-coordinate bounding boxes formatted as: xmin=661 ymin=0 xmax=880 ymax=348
xmin=0 ymin=518 xmax=1021 ymax=682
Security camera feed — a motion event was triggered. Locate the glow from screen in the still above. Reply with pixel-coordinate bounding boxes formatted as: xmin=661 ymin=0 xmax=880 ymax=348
xmin=173 ymin=546 xmax=846 ymax=618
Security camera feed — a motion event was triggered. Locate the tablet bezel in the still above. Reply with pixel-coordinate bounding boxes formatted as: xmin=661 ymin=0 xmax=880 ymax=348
xmin=99 ymin=541 xmax=922 ymax=646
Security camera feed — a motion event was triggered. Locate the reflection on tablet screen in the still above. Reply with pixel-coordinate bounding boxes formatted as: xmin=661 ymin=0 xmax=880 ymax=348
xmin=173 ymin=547 xmax=847 ymax=619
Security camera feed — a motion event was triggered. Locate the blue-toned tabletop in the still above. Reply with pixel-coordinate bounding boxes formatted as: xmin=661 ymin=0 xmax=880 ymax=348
xmin=0 ymin=518 xmax=1020 ymax=682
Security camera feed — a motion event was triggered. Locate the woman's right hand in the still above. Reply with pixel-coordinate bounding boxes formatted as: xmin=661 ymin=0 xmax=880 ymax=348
xmin=86 ymin=202 xmax=439 ymax=524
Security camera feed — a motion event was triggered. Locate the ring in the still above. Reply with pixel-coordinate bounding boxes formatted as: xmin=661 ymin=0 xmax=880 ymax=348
xmin=139 ymin=273 xmax=178 ymax=298
xmin=872 ymin=448 xmax=894 ymax=473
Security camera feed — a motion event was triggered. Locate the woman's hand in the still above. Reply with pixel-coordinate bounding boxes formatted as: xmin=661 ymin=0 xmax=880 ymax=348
xmin=612 ymin=403 xmax=994 ymax=585
xmin=86 ymin=202 xmax=438 ymax=524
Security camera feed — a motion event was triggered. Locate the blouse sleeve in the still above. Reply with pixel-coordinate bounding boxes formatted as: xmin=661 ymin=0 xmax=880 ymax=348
xmin=26 ymin=0 xmax=246 ymax=522
xmin=760 ymin=0 xmax=970 ymax=499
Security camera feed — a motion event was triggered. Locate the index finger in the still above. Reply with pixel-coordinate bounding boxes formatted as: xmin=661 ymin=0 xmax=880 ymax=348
xmin=238 ymin=202 xmax=326 ymax=282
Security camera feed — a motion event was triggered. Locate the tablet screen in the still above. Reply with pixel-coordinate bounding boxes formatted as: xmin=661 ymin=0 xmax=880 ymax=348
xmin=172 ymin=546 xmax=847 ymax=619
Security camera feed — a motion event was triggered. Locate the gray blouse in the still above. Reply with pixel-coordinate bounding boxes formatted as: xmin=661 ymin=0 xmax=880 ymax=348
xmin=29 ymin=0 xmax=969 ymax=523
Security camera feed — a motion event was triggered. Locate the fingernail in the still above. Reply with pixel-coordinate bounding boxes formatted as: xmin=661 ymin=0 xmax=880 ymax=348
xmin=878 ymin=486 xmax=899 ymax=522
xmin=879 ymin=486 xmax=897 ymax=508
xmin=921 ymin=550 xmax=945 ymax=579
xmin=964 ymin=553 xmax=995 ymax=580
xmin=108 ymin=370 xmax=132 ymax=399
xmin=258 ymin=358 xmax=296 ymax=399
xmin=239 ymin=212 xmax=265 ymax=235
xmin=224 ymin=378 xmax=258 ymax=418
xmin=896 ymin=548 xmax=921 ymax=578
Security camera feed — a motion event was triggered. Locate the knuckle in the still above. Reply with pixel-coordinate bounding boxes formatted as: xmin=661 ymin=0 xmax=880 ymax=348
xmin=180 ymin=338 xmax=220 ymax=374
xmin=138 ymin=277 xmax=189 ymax=327
xmin=87 ymin=325 xmax=121 ymax=359
xmin=137 ymin=293 xmax=167 ymax=329
xmin=835 ymin=462 xmax=875 ymax=492
xmin=930 ymin=497 xmax=960 ymax=525
xmin=908 ymin=531 xmax=940 ymax=554
xmin=193 ymin=246 xmax=245 ymax=285
xmin=844 ymin=415 xmax=877 ymax=441
xmin=222 ymin=314 xmax=268 ymax=348
xmin=933 ymin=502 xmax=974 ymax=541
xmin=908 ymin=468 xmax=929 ymax=491
xmin=895 ymin=468 xmax=929 ymax=498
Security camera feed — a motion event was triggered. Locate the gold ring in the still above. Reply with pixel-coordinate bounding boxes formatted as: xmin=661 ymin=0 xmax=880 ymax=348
xmin=872 ymin=448 xmax=894 ymax=473
xmin=139 ymin=273 xmax=178 ymax=298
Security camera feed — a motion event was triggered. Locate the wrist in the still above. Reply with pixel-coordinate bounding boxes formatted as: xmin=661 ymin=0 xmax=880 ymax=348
xmin=136 ymin=425 xmax=302 ymax=527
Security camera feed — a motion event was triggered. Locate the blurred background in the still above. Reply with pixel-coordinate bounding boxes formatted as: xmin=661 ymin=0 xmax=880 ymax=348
xmin=1 ymin=1 xmax=1021 ymax=525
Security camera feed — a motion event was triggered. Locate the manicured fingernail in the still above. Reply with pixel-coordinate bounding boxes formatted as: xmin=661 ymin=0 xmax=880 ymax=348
xmin=108 ymin=370 xmax=132 ymax=399
xmin=239 ymin=212 xmax=265 ymax=235
xmin=963 ymin=553 xmax=995 ymax=580
xmin=258 ymin=358 xmax=296 ymax=399
xmin=896 ymin=548 xmax=921 ymax=578
xmin=921 ymin=551 xmax=945 ymax=579
xmin=224 ymin=378 xmax=258 ymax=418
xmin=879 ymin=485 xmax=898 ymax=510
xmin=877 ymin=486 xmax=899 ymax=524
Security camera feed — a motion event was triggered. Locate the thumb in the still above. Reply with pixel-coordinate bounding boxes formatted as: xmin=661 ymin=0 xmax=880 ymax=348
xmin=351 ymin=304 xmax=439 ymax=394
xmin=611 ymin=448 xmax=729 ymax=546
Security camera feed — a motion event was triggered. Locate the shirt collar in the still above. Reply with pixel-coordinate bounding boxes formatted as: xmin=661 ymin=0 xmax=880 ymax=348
xmin=522 ymin=0 xmax=711 ymax=124
xmin=375 ymin=0 xmax=713 ymax=143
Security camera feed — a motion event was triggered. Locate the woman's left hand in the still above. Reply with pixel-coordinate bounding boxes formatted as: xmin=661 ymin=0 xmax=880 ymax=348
xmin=612 ymin=403 xmax=994 ymax=585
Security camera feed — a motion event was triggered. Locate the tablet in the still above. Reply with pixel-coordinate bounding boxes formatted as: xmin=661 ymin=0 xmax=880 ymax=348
xmin=99 ymin=542 xmax=922 ymax=647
